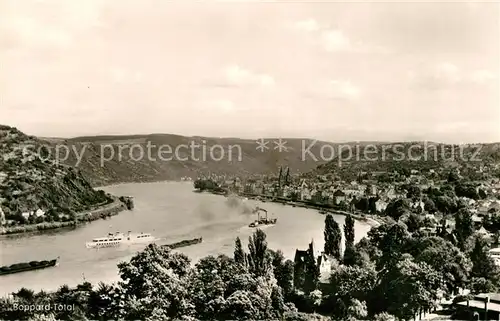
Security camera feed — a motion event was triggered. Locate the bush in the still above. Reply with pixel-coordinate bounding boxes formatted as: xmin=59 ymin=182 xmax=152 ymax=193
xmin=452 ymin=294 xmax=473 ymax=305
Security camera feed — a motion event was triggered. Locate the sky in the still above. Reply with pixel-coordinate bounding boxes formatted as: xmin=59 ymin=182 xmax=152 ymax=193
xmin=1 ymin=0 xmax=499 ymax=143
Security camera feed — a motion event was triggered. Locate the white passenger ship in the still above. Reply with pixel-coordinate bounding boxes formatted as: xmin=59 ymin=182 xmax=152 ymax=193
xmin=85 ymin=231 xmax=155 ymax=248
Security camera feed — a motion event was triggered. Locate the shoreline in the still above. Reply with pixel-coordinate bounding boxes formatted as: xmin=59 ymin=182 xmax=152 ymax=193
xmin=100 ymin=180 xmax=382 ymax=227
xmin=0 ymin=198 xmax=129 ymax=237
xmin=1 ymin=184 xmax=377 ymax=296
xmin=93 ymin=179 xmax=192 ymax=189
xmin=200 ymin=189 xmax=382 ymax=227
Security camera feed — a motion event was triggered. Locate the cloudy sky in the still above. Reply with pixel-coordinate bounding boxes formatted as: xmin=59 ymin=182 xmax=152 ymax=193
xmin=1 ymin=0 xmax=499 ymax=143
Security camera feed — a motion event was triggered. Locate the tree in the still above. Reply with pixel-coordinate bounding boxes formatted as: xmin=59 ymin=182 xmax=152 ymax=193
xmin=384 ymin=198 xmax=410 ymax=221
xmin=412 ymin=236 xmax=471 ymax=295
xmin=343 ymin=214 xmax=357 ymax=266
xmin=270 ymin=250 xmax=294 ymax=296
xmin=375 ymin=254 xmax=443 ymax=320
xmin=193 ymin=179 xmax=219 ymax=191
xmin=367 ymin=221 xmax=411 ymax=269
xmin=435 ymin=195 xmax=457 ymax=214
xmin=423 ymin=198 xmax=437 ymax=214
xmin=222 ymin=290 xmax=258 ymax=319
xmin=6 ymin=288 xmax=38 ymax=320
xmin=248 ymin=229 xmax=272 ymax=277
xmin=324 ymin=214 xmax=342 ymax=260
xmin=190 ymin=255 xmax=234 ymax=319
xmin=87 ymin=282 xmax=123 ymax=320
xmin=116 ymin=244 xmax=194 ymax=320
xmin=407 ymin=185 xmax=422 ymax=201
xmin=470 ymin=236 xmax=500 ymax=289
xmin=344 ymin=214 xmax=355 ymax=249
xmin=234 ymin=237 xmax=246 ymax=267
xmin=322 ymin=265 xmax=375 ymax=319
xmin=377 ymin=173 xmax=393 ymax=184
xmin=52 ymin=282 xmax=93 ymax=320
xmin=368 ymin=197 xmax=378 ymax=214
xmin=400 ymin=212 xmax=423 ymax=233
xmin=343 ymin=245 xmax=371 ymax=267
xmin=447 ymin=170 xmax=460 ymax=183
xmin=328 ymin=265 xmax=376 ymax=302
xmin=347 ymin=299 xmax=368 ymax=320
xmin=455 ymin=183 xmax=479 ymax=200
xmin=355 ymin=198 xmax=370 ymax=212
xmin=454 ymin=208 xmax=474 ymax=251
xmin=470 ymin=277 xmax=498 ymax=294
xmin=482 ymin=213 xmax=500 ymax=233
xmin=338 ymin=200 xmax=348 ymax=211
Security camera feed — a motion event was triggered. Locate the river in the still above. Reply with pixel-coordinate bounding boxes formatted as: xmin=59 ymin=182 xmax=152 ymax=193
xmin=0 ymin=181 xmax=373 ymax=295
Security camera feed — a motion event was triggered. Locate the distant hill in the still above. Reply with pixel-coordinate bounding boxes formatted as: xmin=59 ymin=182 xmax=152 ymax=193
xmin=59 ymin=134 xmax=337 ymax=186
xmin=0 ymin=125 xmax=110 ymax=222
xmin=6 ymin=125 xmax=500 ymax=190
xmin=306 ymin=141 xmax=500 ymax=181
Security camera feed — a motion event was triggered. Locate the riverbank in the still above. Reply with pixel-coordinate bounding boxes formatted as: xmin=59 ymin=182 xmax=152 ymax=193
xmin=1 ymin=181 xmax=375 ymax=295
xmin=199 ymin=189 xmax=383 ymax=228
xmin=0 ymin=197 xmax=130 ymax=237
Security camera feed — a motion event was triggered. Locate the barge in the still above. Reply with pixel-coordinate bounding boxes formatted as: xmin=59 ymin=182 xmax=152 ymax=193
xmin=0 ymin=257 xmax=59 ymax=276
xmin=162 ymin=237 xmax=203 ymax=250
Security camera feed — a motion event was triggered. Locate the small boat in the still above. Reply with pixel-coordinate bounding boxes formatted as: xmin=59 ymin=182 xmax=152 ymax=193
xmin=86 ymin=231 xmax=155 ymax=248
xmin=162 ymin=237 xmax=203 ymax=250
xmin=0 ymin=257 xmax=59 ymax=276
xmin=249 ymin=207 xmax=277 ymax=227
xmin=249 ymin=218 xmax=277 ymax=228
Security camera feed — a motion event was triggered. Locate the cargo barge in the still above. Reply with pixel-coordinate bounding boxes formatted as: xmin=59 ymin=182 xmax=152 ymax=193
xmin=0 ymin=257 xmax=59 ymax=276
xmin=162 ymin=237 xmax=203 ymax=250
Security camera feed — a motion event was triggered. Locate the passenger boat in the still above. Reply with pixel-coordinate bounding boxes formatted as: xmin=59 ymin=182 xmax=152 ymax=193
xmin=0 ymin=257 xmax=59 ymax=276
xmin=86 ymin=231 xmax=155 ymax=248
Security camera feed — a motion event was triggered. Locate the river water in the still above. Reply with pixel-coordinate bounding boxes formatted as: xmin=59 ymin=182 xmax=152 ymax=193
xmin=0 ymin=181 xmax=372 ymax=295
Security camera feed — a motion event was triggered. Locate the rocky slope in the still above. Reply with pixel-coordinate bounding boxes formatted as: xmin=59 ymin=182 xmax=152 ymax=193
xmin=0 ymin=125 xmax=110 ymax=224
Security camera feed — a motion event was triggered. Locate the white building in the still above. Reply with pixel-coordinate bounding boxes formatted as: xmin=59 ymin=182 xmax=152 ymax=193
xmin=490 ymin=248 xmax=500 ymax=266
xmin=317 ymin=254 xmax=336 ymax=284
